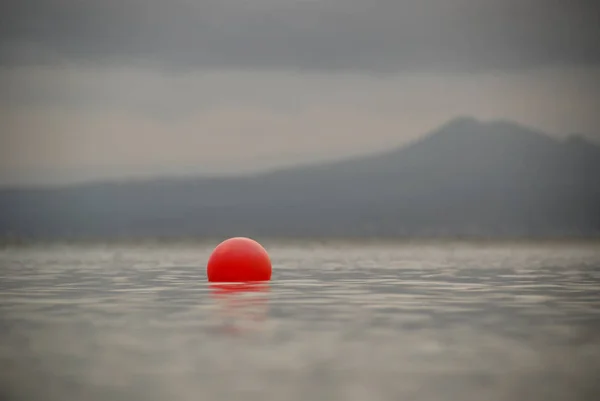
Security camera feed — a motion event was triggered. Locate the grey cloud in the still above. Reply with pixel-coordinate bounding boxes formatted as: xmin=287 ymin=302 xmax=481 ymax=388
xmin=1 ymin=0 xmax=599 ymax=73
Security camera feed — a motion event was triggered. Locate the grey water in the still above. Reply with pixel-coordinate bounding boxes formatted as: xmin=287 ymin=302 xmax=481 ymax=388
xmin=1 ymin=241 xmax=599 ymax=401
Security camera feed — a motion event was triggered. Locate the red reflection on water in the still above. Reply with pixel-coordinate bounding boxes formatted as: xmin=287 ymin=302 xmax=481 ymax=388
xmin=210 ymin=282 xmax=270 ymax=296
xmin=209 ymin=282 xmax=270 ymax=335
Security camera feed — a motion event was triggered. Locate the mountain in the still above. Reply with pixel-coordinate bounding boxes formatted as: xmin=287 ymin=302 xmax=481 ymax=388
xmin=1 ymin=117 xmax=599 ymax=240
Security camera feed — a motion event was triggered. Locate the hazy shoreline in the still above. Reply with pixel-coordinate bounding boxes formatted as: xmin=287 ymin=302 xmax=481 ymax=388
xmin=2 ymin=235 xmax=600 ymax=249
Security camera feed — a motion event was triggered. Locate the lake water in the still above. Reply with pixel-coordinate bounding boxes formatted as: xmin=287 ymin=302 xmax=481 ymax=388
xmin=1 ymin=241 xmax=599 ymax=401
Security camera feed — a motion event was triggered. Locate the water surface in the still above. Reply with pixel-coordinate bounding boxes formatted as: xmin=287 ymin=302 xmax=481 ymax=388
xmin=1 ymin=241 xmax=599 ymax=401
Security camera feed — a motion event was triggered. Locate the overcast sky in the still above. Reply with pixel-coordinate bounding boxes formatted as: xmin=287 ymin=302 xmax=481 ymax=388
xmin=1 ymin=0 xmax=599 ymax=186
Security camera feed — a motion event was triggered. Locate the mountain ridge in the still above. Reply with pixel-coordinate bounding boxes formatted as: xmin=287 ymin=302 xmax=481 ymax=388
xmin=2 ymin=116 xmax=597 ymax=192
xmin=1 ymin=117 xmax=599 ymax=239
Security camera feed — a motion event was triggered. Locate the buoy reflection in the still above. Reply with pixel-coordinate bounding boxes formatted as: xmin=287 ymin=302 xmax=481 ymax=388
xmin=209 ymin=282 xmax=270 ymax=336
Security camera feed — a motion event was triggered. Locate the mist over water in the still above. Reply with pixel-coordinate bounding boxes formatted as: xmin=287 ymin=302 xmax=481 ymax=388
xmin=1 ymin=241 xmax=599 ymax=401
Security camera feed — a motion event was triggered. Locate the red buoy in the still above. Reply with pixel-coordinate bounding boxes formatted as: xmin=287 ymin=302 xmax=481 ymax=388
xmin=207 ymin=237 xmax=272 ymax=282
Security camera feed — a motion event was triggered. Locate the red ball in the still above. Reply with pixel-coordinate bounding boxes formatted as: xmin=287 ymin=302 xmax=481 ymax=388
xmin=207 ymin=237 xmax=272 ymax=282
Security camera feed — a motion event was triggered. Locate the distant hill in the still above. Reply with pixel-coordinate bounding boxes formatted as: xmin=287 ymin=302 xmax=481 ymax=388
xmin=1 ymin=117 xmax=599 ymax=240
